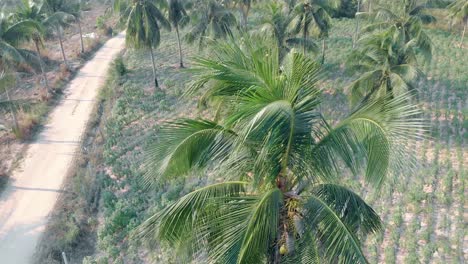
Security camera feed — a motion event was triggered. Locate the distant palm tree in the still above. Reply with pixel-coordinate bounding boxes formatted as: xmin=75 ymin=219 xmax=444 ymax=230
xmin=260 ymin=3 xmax=315 ymax=61
xmin=0 ymin=13 xmax=40 ymax=69
xmin=67 ymin=0 xmax=86 ymax=53
xmin=122 ymin=0 xmax=170 ymax=89
xmin=14 ymin=0 xmax=53 ymax=94
xmin=347 ymin=30 xmax=422 ymax=105
xmin=361 ymin=0 xmax=435 ymax=62
xmin=168 ymin=0 xmax=189 ymax=68
xmin=235 ymin=0 xmax=256 ymax=29
xmin=43 ymin=0 xmax=76 ymax=66
xmin=186 ymin=0 xmax=237 ymax=49
xmin=291 ymin=0 xmax=337 ymax=63
xmin=138 ymin=38 xmax=423 ymax=264
xmin=447 ymin=0 xmax=468 ymax=47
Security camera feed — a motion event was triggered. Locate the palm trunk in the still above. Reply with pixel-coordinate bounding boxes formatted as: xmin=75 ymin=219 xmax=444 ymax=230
xmin=34 ymin=39 xmax=51 ymax=96
xmin=268 ymin=228 xmax=282 ymax=264
xmin=460 ymin=19 xmax=466 ymax=48
xmin=321 ymin=38 xmax=326 ymax=65
xmin=78 ymin=19 xmax=85 ymax=53
xmin=149 ymin=47 xmax=159 ymax=89
xmin=5 ymin=87 xmax=19 ymax=134
xmin=368 ymin=0 xmax=372 ymax=13
xmin=353 ymin=0 xmax=360 ymax=49
xmin=175 ymin=25 xmax=184 ymax=68
xmin=240 ymin=4 xmax=250 ymax=29
xmin=56 ymin=25 xmax=68 ymax=66
xmin=303 ymin=26 xmax=307 ymax=54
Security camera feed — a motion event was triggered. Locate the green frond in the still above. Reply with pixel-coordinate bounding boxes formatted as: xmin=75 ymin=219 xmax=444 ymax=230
xmin=136 ymin=181 xmax=248 ymax=245
xmin=311 ymin=183 xmax=382 ymax=235
xmin=303 ymin=193 xmax=369 ymax=264
xmin=237 ymin=188 xmax=283 ymax=263
xmin=337 ymin=93 xmax=425 ymax=187
xmin=144 ymin=118 xmax=236 ymax=184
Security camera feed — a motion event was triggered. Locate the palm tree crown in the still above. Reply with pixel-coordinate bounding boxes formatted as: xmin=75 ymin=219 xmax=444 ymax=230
xmin=138 ymin=38 xmax=423 ymax=263
xmin=120 ymin=0 xmax=170 ymax=88
xmin=291 ymin=0 xmax=337 ymax=62
xmin=259 ymin=3 xmax=304 ymax=61
xmin=346 ymin=29 xmax=423 ymax=105
xmin=0 ymin=12 xmax=41 ymax=69
xmin=360 ymin=0 xmax=435 ymax=62
xmin=185 ymin=0 xmax=237 ymax=49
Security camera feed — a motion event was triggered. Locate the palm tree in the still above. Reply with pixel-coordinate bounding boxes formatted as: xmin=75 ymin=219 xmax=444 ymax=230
xmin=447 ymin=0 xmax=468 ymax=48
xmin=235 ymin=0 xmax=256 ymax=29
xmin=67 ymin=0 xmax=86 ymax=53
xmin=137 ymin=39 xmax=423 ymax=263
xmin=260 ymin=3 xmax=317 ymax=61
xmin=0 ymin=13 xmax=41 ymax=69
xmin=346 ymin=30 xmax=422 ymax=105
xmin=14 ymin=0 xmax=53 ymax=94
xmin=122 ymin=0 xmax=170 ymax=89
xmin=0 ymin=70 xmax=19 ymax=133
xmin=43 ymin=0 xmax=76 ymax=66
xmin=361 ymin=0 xmax=435 ymax=62
xmin=168 ymin=0 xmax=189 ymax=68
xmin=291 ymin=0 xmax=337 ymax=63
xmin=185 ymin=0 xmax=237 ymax=49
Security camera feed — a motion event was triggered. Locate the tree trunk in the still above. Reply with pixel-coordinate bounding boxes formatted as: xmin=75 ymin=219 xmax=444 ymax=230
xmin=57 ymin=25 xmax=68 ymax=66
xmin=353 ymin=0 xmax=360 ymax=49
xmin=303 ymin=26 xmax=307 ymax=54
xmin=34 ymin=39 xmax=51 ymax=96
xmin=149 ymin=47 xmax=159 ymax=89
xmin=239 ymin=4 xmax=250 ymax=29
xmin=5 ymin=87 xmax=19 ymax=134
xmin=321 ymin=38 xmax=326 ymax=65
xmin=368 ymin=0 xmax=372 ymax=13
xmin=460 ymin=19 xmax=466 ymax=48
xmin=175 ymin=25 xmax=184 ymax=68
xmin=302 ymin=15 xmax=308 ymax=55
xmin=78 ymin=19 xmax=85 ymax=53
xmin=268 ymin=225 xmax=282 ymax=264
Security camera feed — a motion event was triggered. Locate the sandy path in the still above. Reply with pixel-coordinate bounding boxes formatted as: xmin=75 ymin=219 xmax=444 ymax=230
xmin=0 ymin=33 xmax=125 ymax=263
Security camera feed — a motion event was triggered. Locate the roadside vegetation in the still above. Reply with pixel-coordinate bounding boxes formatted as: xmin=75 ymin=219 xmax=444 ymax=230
xmin=1 ymin=0 xmax=466 ymax=263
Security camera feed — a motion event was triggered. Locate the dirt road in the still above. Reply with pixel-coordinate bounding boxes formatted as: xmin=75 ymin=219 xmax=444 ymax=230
xmin=0 ymin=33 xmax=125 ymax=263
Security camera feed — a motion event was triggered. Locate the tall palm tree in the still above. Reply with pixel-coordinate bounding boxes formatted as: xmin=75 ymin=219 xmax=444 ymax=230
xmin=43 ymin=0 xmax=76 ymax=66
xmin=137 ymin=39 xmax=423 ymax=263
xmin=14 ymin=0 xmax=53 ymax=94
xmin=122 ymin=0 xmax=170 ymax=89
xmin=67 ymin=0 xmax=86 ymax=53
xmin=361 ymin=0 xmax=435 ymax=62
xmin=260 ymin=3 xmax=317 ymax=61
xmin=447 ymin=0 xmax=468 ymax=48
xmin=291 ymin=0 xmax=337 ymax=63
xmin=168 ymin=0 xmax=189 ymax=68
xmin=346 ymin=29 xmax=422 ymax=105
xmin=185 ymin=0 xmax=237 ymax=49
